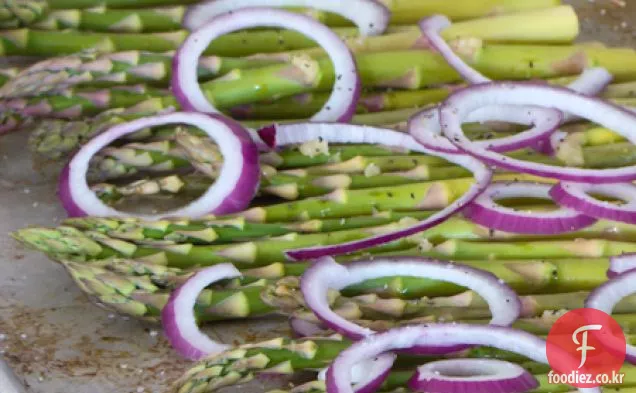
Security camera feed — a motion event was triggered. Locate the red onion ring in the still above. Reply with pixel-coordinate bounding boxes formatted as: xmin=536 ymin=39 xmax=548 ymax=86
xmin=318 ymin=355 xmax=396 ymax=393
xmin=173 ymin=8 xmax=360 ymax=122
xmin=300 ymin=256 xmax=521 ymax=343
xmin=439 ymin=82 xmax=636 ymax=183
xmin=608 ymin=253 xmax=636 ymax=278
xmin=409 ymin=105 xmax=563 ymax=154
xmin=257 ymin=123 xmax=492 ymax=260
xmin=408 ymin=359 xmax=538 ymax=393
xmin=161 ymin=264 xmax=242 ymax=360
xmin=414 ymin=15 xmax=611 ymax=155
xmin=550 ymin=182 xmax=636 ymax=224
xmin=325 ymin=324 xmax=599 ymax=393
xmin=184 ymin=0 xmax=390 ymax=36
xmin=585 ymin=270 xmax=636 ymax=364
xmin=415 ymin=15 xmax=611 ymax=155
xmin=59 ymin=112 xmax=259 ymax=219
xmin=463 ymin=182 xmax=597 ymax=234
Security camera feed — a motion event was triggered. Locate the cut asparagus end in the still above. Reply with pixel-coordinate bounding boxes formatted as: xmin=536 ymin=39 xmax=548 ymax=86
xmin=12 ymin=226 xmax=104 ymax=257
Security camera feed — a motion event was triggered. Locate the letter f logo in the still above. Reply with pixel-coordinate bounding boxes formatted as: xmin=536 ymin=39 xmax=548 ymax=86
xmin=572 ymin=324 xmax=602 ymax=369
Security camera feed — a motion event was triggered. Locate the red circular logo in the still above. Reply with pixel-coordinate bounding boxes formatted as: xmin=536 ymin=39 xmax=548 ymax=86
xmin=546 ymin=308 xmax=626 ymax=388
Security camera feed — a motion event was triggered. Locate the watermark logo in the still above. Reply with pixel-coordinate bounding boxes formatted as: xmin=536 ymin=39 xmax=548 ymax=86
xmin=546 ymin=308 xmax=626 ymax=387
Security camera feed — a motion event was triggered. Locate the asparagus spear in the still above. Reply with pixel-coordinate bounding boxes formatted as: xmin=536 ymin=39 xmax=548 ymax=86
xmin=0 ymin=5 xmax=578 ymax=57
xmin=230 ymin=87 xmax=456 ymax=120
xmin=60 ymin=255 xmax=612 ymax=323
xmin=230 ymin=85 xmax=636 ymax=120
xmin=201 ymin=45 xmax=636 ymax=109
xmin=429 ymin=238 xmax=636 ymax=261
xmin=59 ymin=206 xmax=636 ymax=252
xmin=604 ymin=81 xmax=636 ymax=99
xmin=0 ymin=67 xmax=19 ymax=88
xmin=0 ymin=0 xmax=565 ymax=32
xmin=91 ymin=163 xmax=472 ymax=202
xmin=0 ymin=83 xmax=168 ymax=121
xmin=32 ymin=7 xmax=187 ymax=32
xmin=25 ymin=5 xmax=575 ymax=47
xmin=62 ymin=211 xmax=438 ymax=245
xmin=266 ymin=6 xmax=579 ymax=61
xmin=0 ymin=51 xmax=280 ymax=99
xmin=0 ymin=0 xmax=47 ymax=28
xmin=171 ymin=336 xmax=635 ymax=393
xmin=44 ymin=0 xmax=559 ymax=19
xmin=13 ymin=216 xmax=434 ymax=268
xmin=9 ymin=43 xmax=636 ymax=119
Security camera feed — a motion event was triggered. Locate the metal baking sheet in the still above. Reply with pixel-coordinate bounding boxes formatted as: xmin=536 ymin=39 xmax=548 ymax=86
xmin=1 ymin=1 xmax=635 ymax=392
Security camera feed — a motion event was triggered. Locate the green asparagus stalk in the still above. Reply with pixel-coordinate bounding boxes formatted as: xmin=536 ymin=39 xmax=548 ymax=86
xmin=0 ymin=67 xmax=19 ymax=88
xmin=0 ymin=51 xmax=280 ymax=99
xmin=344 ymin=290 xmax=636 ymax=321
xmin=32 ymin=6 xmax=186 ymax=32
xmin=44 ymin=0 xmax=559 ymax=20
xmin=91 ymin=174 xmax=203 ymax=203
xmin=171 ymin=335 xmax=635 ymax=393
xmin=0 ymin=83 xmax=167 ymax=121
xmin=0 ymin=5 xmax=578 ymax=57
xmin=269 ymin=6 xmax=579 ymax=61
xmin=232 ymin=175 xmax=524 ymax=223
xmin=10 ymin=43 xmax=636 ymax=119
xmin=25 ymin=5 xmax=576 ymax=45
xmin=13 ymin=215 xmax=434 ymax=268
xmin=64 ymin=211 xmax=441 ymax=245
xmin=91 ymin=163 xmax=472 ymax=202
xmin=60 ymin=255 xmax=614 ymax=323
xmin=201 ymin=45 xmax=636 ymax=110
xmin=230 ymin=83 xmax=636 ymax=120
xmin=0 ymin=0 xmax=47 ymax=28
xmin=49 ymin=256 xmax=636 ymax=343
xmin=230 ymin=87 xmax=455 ymax=120
xmin=88 ymin=141 xmax=192 ymax=181
xmin=428 ymin=238 xmax=636 ymax=260
xmin=60 ymin=207 xmax=636 ymax=252
xmin=0 ymin=1 xmax=568 ymax=34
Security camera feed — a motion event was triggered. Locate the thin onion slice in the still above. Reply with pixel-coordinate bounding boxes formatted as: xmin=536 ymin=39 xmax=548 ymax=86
xmin=440 ymin=82 xmax=636 ymax=183
xmin=550 ymin=182 xmax=636 ymax=224
xmin=408 ymin=359 xmax=538 ymax=393
xmin=325 ymin=324 xmax=599 ymax=393
xmin=419 ymin=15 xmax=488 ymax=84
xmin=289 ymin=317 xmax=330 ymax=337
xmin=300 ymin=256 xmax=521 ymax=343
xmin=173 ymin=8 xmax=360 ymax=122
xmin=463 ymin=182 xmax=597 ymax=234
xmin=256 ymin=123 xmax=492 ymax=260
xmin=409 ymin=105 xmax=562 ymax=154
xmin=59 ymin=112 xmax=259 ymax=219
xmin=184 ymin=0 xmax=390 ymax=36
xmin=608 ymin=253 xmax=636 ymax=278
xmin=585 ymin=270 xmax=636 ymax=363
xmin=318 ymin=355 xmax=396 ymax=393
xmin=161 ymin=264 xmax=242 ymax=360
